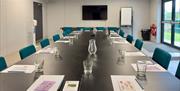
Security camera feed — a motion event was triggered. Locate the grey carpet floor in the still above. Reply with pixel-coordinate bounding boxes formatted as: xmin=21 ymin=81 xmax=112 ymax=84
xmin=143 ymin=41 xmax=180 ymax=53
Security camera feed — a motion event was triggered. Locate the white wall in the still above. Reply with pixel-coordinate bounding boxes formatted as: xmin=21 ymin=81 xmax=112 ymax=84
xmin=0 ymin=0 xmax=33 ymax=56
xmin=0 ymin=0 xmax=161 ymax=56
xmin=46 ymin=0 xmax=151 ymax=39
xmin=150 ymin=0 xmax=161 ymax=43
xmin=0 ymin=0 xmax=47 ymax=56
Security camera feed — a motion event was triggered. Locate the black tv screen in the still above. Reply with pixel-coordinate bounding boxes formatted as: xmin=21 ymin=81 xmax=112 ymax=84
xmin=82 ymin=5 xmax=107 ymax=20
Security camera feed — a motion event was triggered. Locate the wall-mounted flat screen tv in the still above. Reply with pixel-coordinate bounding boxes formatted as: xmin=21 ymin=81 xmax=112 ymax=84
xmin=82 ymin=5 xmax=107 ymax=20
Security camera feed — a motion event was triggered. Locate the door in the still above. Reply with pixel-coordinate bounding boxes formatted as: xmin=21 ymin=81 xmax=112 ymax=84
xmin=161 ymin=0 xmax=180 ymax=49
xmin=33 ymin=2 xmax=43 ymax=41
xmin=174 ymin=0 xmax=180 ymax=47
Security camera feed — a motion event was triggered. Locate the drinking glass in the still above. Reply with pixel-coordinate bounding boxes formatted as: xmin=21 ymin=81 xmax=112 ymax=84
xmin=88 ymin=54 xmax=97 ymax=62
xmin=118 ymin=50 xmax=125 ymax=59
xmin=83 ymin=60 xmax=93 ymax=74
xmin=55 ymin=46 xmax=60 ymax=57
xmin=75 ymin=34 xmax=79 ymax=39
xmin=69 ymin=38 xmax=74 ymax=45
xmin=34 ymin=54 xmax=44 ymax=72
xmin=53 ymin=43 xmax=60 ymax=57
xmin=88 ymin=39 xmax=97 ymax=55
xmin=93 ymin=28 xmax=97 ymax=35
xmin=136 ymin=61 xmax=147 ymax=80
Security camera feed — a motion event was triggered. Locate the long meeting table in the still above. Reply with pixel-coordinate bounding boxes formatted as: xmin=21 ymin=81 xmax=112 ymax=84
xmin=0 ymin=31 xmax=179 ymax=91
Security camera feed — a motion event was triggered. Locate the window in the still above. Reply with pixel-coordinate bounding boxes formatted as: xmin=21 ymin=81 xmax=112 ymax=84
xmin=161 ymin=0 xmax=180 ymax=48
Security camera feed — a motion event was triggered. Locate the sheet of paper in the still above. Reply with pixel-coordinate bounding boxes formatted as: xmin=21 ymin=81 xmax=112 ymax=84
xmin=36 ymin=48 xmax=56 ymax=54
xmin=110 ymin=36 xmax=121 ymax=39
xmin=146 ymin=61 xmax=154 ymax=65
xmin=110 ymin=33 xmax=118 ymax=35
xmin=131 ymin=64 xmax=167 ymax=72
xmin=1 ymin=65 xmax=35 ymax=73
xmin=63 ymin=81 xmax=79 ymax=91
xmin=125 ymin=52 xmax=145 ymax=57
xmin=72 ymin=31 xmax=80 ymax=34
xmin=110 ymin=31 xmax=117 ymax=33
xmin=113 ymin=41 xmax=128 ymax=44
xmin=34 ymin=81 xmax=56 ymax=91
xmin=63 ymin=36 xmax=75 ymax=39
xmin=111 ymin=75 xmax=144 ymax=91
xmin=27 ymin=75 xmax=64 ymax=91
xmin=72 ymin=31 xmax=81 ymax=33
xmin=55 ymin=40 xmax=70 ymax=43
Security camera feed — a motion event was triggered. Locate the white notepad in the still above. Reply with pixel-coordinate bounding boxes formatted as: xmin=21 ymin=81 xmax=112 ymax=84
xmin=56 ymin=40 xmax=70 ymax=43
xmin=131 ymin=63 xmax=167 ymax=72
xmin=125 ymin=52 xmax=145 ymax=56
xmin=111 ymin=75 xmax=144 ymax=91
xmin=63 ymin=36 xmax=75 ymax=39
xmin=27 ymin=75 xmax=64 ymax=91
xmin=113 ymin=41 xmax=128 ymax=44
xmin=110 ymin=36 xmax=121 ymax=39
xmin=63 ymin=81 xmax=79 ymax=91
xmin=72 ymin=31 xmax=80 ymax=34
xmin=1 ymin=65 xmax=35 ymax=73
xmin=36 ymin=48 xmax=56 ymax=54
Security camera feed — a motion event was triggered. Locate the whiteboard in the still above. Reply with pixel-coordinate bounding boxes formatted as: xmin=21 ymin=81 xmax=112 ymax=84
xmin=120 ymin=8 xmax=132 ymax=26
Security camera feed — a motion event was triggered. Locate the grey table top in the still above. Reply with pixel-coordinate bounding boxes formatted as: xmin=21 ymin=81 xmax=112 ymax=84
xmin=0 ymin=31 xmax=179 ymax=91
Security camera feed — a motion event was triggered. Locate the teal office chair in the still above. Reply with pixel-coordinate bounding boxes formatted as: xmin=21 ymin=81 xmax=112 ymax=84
xmin=96 ymin=27 xmax=106 ymax=31
xmin=40 ymin=38 xmax=50 ymax=48
xmin=77 ymin=27 xmax=84 ymax=31
xmin=63 ymin=31 xmax=68 ymax=36
xmin=134 ymin=39 xmax=143 ymax=50
xmin=119 ymin=30 xmax=125 ymax=37
xmin=63 ymin=27 xmax=73 ymax=36
xmin=19 ymin=44 xmax=36 ymax=60
xmin=53 ymin=34 xmax=60 ymax=42
xmin=175 ymin=63 xmax=180 ymax=79
xmin=0 ymin=57 xmax=7 ymax=71
xmin=107 ymin=27 xmax=119 ymax=33
xmin=83 ymin=27 xmax=93 ymax=31
xmin=152 ymin=48 xmax=171 ymax=70
xmin=126 ymin=35 xmax=133 ymax=43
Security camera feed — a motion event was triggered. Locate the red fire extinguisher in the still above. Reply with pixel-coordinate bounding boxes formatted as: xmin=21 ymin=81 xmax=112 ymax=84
xmin=150 ymin=24 xmax=157 ymax=37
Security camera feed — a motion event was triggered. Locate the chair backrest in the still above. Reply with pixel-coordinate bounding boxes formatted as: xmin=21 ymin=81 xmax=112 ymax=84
xmin=53 ymin=34 xmax=60 ymax=42
xmin=19 ymin=44 xmax=36 ymax=60
xmin=77 ymin=27 xmax=84 ymax=31
xmin=63 ymin=27 xmax=73 ymax=36
xmin=96 ymin=27 xmax=106 ymax=31
xmin=134 ymin=39 xmax=143 ymax=50
xmin=126 ymin=35 xmax=133 ymax=43
xmin=63 ymin=31 xmax=68 ymax=36
xmin=40 ymin=38 xmax=50 ymax=48
xmin=152 ymin=48 xmax=171 ymax=69
xmin=0 ymin=57 xmax=7 ymax=71
xmin=175 ymin=63 xmax=180 ymax=79
xmin=83 ymin=27 xmax=93 ymax=31
xmin=119 ymin=30 xmax=125 ymax=37
xmin=107 ymin=27 xmax=119 ymax=33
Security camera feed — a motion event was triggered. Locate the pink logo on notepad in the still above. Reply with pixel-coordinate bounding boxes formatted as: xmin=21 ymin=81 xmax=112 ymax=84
xmin=34 ymin=81 xmax=55 ymax=91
